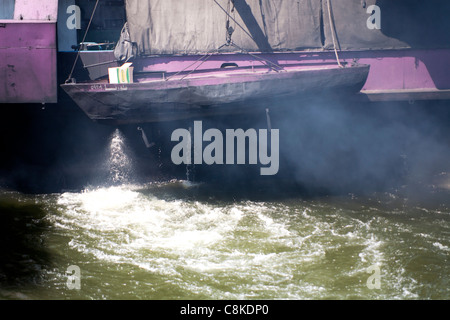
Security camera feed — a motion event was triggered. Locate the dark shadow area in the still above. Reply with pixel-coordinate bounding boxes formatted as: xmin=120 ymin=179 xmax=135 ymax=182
xmin=0 ymin=195 xmax=51 ymax=291
xmin=0 ymin=102 xmax=114 ymax=194
xmin=76 ymin=0 xmax=125 ymax=45
xmin=376 ymin=0 xmax=450 ymax=49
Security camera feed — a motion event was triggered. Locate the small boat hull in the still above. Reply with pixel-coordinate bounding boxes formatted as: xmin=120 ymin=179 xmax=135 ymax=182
xmin=61 ymin=63 xmax=370 ymax=124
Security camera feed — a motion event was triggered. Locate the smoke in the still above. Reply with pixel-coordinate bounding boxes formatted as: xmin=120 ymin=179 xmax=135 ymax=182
xmin=156 ymin=100 xmax=444 ymax=195
xmin=270 ymin=98 xmax=450 ymax=195
xmin=127 ymin=97 xmax=449 ymax=199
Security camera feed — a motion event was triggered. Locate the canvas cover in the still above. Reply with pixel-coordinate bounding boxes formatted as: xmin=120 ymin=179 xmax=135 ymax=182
xmin=123 ymin=0 xmax=450 ymax=56
xmin=124 ymin=0 xmax=323 ymax=55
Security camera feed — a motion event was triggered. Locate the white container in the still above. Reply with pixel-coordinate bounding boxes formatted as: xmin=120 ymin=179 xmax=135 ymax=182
xmin=109 ymin=62 xmax=134 ymax=84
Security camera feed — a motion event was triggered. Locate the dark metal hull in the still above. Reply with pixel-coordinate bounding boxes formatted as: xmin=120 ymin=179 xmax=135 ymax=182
xmin=61 ymin=64 xmax=370 ymax=124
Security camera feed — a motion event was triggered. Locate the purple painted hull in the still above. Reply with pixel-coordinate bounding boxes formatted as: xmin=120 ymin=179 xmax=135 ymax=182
xmin=128 ymin=49 xmax=450 ymax=102
xmin=61 ymin=63 xmax=370 ymax=124
xmin=0 ymin=21 xmax=57 ymax=103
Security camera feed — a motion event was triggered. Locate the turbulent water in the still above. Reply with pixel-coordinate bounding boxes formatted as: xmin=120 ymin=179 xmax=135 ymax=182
xmin=0 ymin=180 xmax=448 ymax=300
xmin=0 ymin=129 xmax=449 ymax=300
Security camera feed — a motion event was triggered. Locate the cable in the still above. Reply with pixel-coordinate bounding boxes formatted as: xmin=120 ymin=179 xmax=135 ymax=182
xmin=212 ymin=0 xmax=256 ymax=44
xmin=65 ymin=0 xmax=101 ymax=83
xmin=326 ymin=0 xmax=343 ymax=68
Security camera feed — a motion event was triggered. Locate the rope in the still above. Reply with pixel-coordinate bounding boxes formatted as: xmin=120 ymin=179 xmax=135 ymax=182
xmin=326 ymin=0 xmax=343 ymax=68
xmin=164 ymin=52 xmax=214 ymax=82
xmin=179 ymin=54 xmax=215 ymax=80
xmin=212 ymin=0 xmax=284 ymax=72
xmin=228 ymin=41 xmax=284 ymax=72
xmin=213 ymin=0 xmax=256 ymax=44
xmin=65 ymin=0 xmax=101 ymax=83
xmin=225 ymin=0 xmax=236 ymax=44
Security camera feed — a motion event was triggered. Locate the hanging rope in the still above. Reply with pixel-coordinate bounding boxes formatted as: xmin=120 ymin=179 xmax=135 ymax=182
xmin=326 ymin=0 xmax=343 ymax=68
xmin=211 ymin=0 xmax=284 ymax=72
xmin=225 ymin=0 xmax=236 ymax=44
xmin=65 ymin=0 xmax=101 ymax=83
xmin=213 ymin=0 xmax=256 ymax=44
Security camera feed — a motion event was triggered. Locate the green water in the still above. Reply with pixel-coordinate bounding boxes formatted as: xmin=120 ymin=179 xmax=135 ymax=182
xmin=0 ymin=180 xmax=448 ymax=300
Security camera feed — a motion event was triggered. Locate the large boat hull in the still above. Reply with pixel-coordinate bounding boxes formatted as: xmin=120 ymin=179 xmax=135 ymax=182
xmin=61 ymin=63 xmax=370 ymax=124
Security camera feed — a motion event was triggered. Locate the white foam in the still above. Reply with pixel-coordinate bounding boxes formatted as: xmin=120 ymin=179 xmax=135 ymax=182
xmin=433 ymin=242 xmax=449 ymax=251
xmin=46 ymin=184 xmax=447 ymax=299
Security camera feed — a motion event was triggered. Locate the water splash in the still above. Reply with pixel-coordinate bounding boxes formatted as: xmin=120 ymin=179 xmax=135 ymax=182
xmin=50 ymin=183 xmax=398 ymax=299
xmin=107 ymin=129 xmax=134 ymax=185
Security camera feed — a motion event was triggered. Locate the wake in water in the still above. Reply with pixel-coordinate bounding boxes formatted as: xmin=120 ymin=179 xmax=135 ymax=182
xmin=40 ymin=180 xmax=449 ymax=300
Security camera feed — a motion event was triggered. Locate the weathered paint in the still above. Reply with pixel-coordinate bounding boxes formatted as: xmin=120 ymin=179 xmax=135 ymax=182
xmin=132 ymin=49 xmax=450 ymax=93
xmin=60 ymin=64 xmax=370 ymax=124
xmin=0 ymin=21 xmax=57 ymax=103
xmin=0 ymin=0 xmax=58 ymax=103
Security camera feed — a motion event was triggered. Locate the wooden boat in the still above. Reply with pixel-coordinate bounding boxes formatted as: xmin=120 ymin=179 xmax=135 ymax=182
xmin=61 ymin=62 xmax=369 ymax=124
